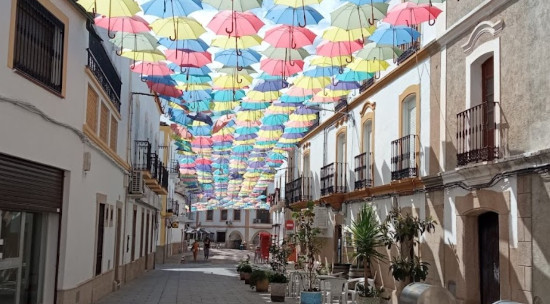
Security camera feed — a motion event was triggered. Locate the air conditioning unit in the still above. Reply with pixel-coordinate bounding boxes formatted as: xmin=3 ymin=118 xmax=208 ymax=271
xmin=253 ymin=219 xmax=260 ymax=224
xmin=129 ymin=170 xmax=145 ymax=196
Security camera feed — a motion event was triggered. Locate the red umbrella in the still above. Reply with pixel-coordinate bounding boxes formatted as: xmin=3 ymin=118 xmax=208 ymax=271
xmin=316 ymin=40 xmax=363 ymax=57
xmin=165 ymin=50 xmax=212 ymax=67
xmin=264 ymin=25 xmax=316 ymax=48
xmin=94 ymin=16 xmax=150 ymax=35
xmin=146 ymin=81 xmax=182 ymax=98
xmin=131 ymin=62 xmax=174 ymax=76
xmin=196 ymin=158 xmax=213 ymax=165
xmin=212 ymin=114 xmax=235 ymax=134
xmin=170 ymin=124 xmax=194 ymax=140
xmin=212 ymin=134 xmax=234 ymax=142
xmin=260 ymin=58 xmax=304 ymax=76
xmin=383 ymin=2 xmax=442 ymax=26
xmin=192 ymin=137 xmax=214 ymax=146
xmin=207 ymin=11 xmax=264 ymax=37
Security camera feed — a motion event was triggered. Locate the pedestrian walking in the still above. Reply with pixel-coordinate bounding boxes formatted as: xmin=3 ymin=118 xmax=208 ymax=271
xmin=203 ymin=236 xmax=211 ymax=260
xmin=192 ymin=240 xmax=200 ymax=262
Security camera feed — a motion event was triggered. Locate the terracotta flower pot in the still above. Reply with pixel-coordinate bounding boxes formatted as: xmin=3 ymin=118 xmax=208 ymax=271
xmin=239 ymin=272 xmax=245 ymax=280
xmin=270 ymin=282 xmax=287 ymax=302
xmin=244 ymin=272 xmax=251 ymax=284
xmin=255 ymin=278 xmax=269 ymax=292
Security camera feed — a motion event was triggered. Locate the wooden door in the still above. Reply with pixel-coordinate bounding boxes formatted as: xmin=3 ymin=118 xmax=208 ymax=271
xmin=95 ymin=204 xmax=105 ymax=276
xmin=478 ymin=212 xmax=500 ymax=303
xmin=481 ymin=57 xmax=495 ymax=156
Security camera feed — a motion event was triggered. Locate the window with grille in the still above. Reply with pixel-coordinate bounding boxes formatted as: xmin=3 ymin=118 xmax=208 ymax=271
xmin=110 ymin=116 xmax=118 ymax=152
xmin=206 ymin=210 xmax=213 ymax=221
xmin=99 ymin=103 xmax=109 ymax=142
xmin=221 ymin=209 xmax=227 ymax=221
xmin=13 ymin=0 xmax=64 ymax=93
xmin=86 ymin=86 xmax=98 ymax=131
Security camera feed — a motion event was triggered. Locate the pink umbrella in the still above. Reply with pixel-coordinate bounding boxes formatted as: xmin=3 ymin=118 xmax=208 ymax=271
xmin=131 ymin=62 xmax=174 ymax=76
xmin=316 ymin=40 xmax=363 ymax=57
xmin=146 ymin=81 xmax=182 ymax=98
xmin=166 ymin=50 xmax=212 ymax=67
xmin=212 ymin=114 xmax=235 ymax=134
xmin=383 ymin=2 xmax=442 ymax=26
xmin=212 ymin=134 xmax=233 ymax=142
xmin=170 ymin=124 xmax=194 ymax=140
xmin=286 ymin=86 xmax=320 ymax=97
xmin=207 ymin=11 xmax=264 ymax=37
xmin=260 ymin=58 xmax=304 ymax=76
xmin=196 ymin=158 xmax=213 ymax=165
xmin=286 ymin=120 xmax=315 ymax=127
xmin=264 ymin=25 xmax=316 ymax=49
xmin=234 ymin=120 xmax=261 ymax=127
xmin=94 ymin=16 xmax=150 ymax=35
xmin=311 ymin=94 xmax=340 ymax=103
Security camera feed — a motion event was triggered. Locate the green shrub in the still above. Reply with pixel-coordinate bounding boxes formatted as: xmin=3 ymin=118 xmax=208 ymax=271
xmin=268 ymin=272 xmax=289 ymax=283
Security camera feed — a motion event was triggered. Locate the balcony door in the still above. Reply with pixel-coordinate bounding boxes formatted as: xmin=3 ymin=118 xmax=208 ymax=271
xmin=336 ymin=133 xmax=346 ymax=192
xmin=401 ymin=95 xmax=416 ymax=171
xmin=482 ymin=57 xmax=495 ymax=157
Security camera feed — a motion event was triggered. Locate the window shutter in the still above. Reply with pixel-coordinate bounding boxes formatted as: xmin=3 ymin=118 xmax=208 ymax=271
xmin=99 ymin=103 xmax=109 ymax=142
xmin=86 ymin=86 xmax=98 ymax=131
xmin=110 ymin=115 xmax=118 ymax=152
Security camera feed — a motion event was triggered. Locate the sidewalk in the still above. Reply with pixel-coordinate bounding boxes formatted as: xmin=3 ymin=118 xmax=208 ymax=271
xmin=96 ymin=248 xmax=298 ymax=304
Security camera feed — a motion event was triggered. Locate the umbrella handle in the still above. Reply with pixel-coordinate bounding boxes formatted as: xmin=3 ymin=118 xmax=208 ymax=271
xmin=115 ymin=48 xmax=123 ymax=56
xmin=297 ymin=5 xmax=307 ymax=28
xmin=428 ymin=14 xmax=436 ymax=26
xmin=368 ymin=3 xmax=375 ymax=25
xmin=236 ymin=77 xmax=243 ymax=84
xmin=345 ymin=56 xmax=353 ymax=64
xmin=236 ymin=49 xmax=243 ymax=56
xmin=338 ymin=66 xmax=344 ymax=74
xmin=332 ymin=77 xmax=338 ymax=86
xmin=289 ymin=60 xmax=296 ymax=67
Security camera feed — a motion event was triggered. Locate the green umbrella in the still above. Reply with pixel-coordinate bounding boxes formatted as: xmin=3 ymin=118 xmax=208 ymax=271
xmin=217 ymin=66 xmax=257 ymax=76
xmin=355 ymin=42 xmax=403 ymax=60
xmin=331 ymin=2 xmax=389 ymax=30
xmin=263 ymin=46 xmax=310 ymax=60
xmin=109 ymin=32 xmax=160 ymax=54
xmin=202 ymin=0 xmax=262 ymax=12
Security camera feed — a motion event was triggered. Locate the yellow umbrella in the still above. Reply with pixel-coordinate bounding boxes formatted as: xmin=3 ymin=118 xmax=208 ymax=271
xmin=151 ymin=17 xmax=205 ymax=40
xmin=77 ymin=0 xmax=140 ymax=17
xmin=316 ymin=89 xmax=350 ymax=98
xmin=258 ymin=130 xmax=283 ymax=138
xmin=247 ymin=90 xmax=281 ymax=101
xmin=176 ymin=83 xmax=211 ymax=91
xmin=169 ymin=102 xmax=184 ymax=110
xmin=213 ymin=75 xmax=253 ymax=89
xmin=265 ymin=105 xmax=297 ymax=115
xmin=279 ymin=137 xmax=302 ymax=143
xmin=293 ymin=76 xmax=331 ymax=89
xmin=212 ymin=35 xmax=263 ymax=49
xmin=236 ymin=110 xmax=264 ymax=122
xmin=310 ymin=56 xmax=352 ymax=67
xmin=212 ymin=101 xmax=240 ymax=112
xmin=274 ymin=0 xmax=321 ymax=7
xmin=289 ymin=113 xmax=319 ymax=121
xmin=322 ymin=26 xmax=376 ymax=42
xmin=121 ymin=50 xmax=166 ymax=62
xmin=347 ymin=58 xmax=390 ymax=73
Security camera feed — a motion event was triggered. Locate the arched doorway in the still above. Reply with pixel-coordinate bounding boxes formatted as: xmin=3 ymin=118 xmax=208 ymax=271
xmin=228 ymin=230 xmax=243 ymax=249
xmin=479 ymin=211 xmax=500 ymax=303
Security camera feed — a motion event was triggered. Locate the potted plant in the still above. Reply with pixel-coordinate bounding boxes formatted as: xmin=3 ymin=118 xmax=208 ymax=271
xmin=269 ymin=239 xmax=292 ymax=302
xmin=236 ymin=258 xmax=250 ymax=280
xmin=355 ymin=282 xmax=385 ymax=304
xmin=250 ymin=269 xmax=270 ymax=292
xmin=380 ymin=206 xmax=437 ymax=292
xmin=240 ymin=263 xmax=253 ymax=284
xmin=347 ymin=204 xmax=386 ymax=290
xmin=290 ymin=202 xmax=324 ymax=304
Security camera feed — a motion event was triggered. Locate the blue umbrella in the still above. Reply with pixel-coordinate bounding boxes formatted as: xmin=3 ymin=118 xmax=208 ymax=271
xmin=232 ymin=145 xmax=253 ymax=153
xmin=257 ymin=73 xmax=282 ymax=81
xmin=143 ymin=75 xmax=178 ymax=86
xmin=266 ymin=5 xmax=324 ymax=26
xmin=326 ymin=81 xmax=360 ymax=91
xmin=235 ymin=127 xmax=260 ymax=135
xmin=168 ymin=108 xmax=192 ymax=125
xmin=188 ymin=125 xmax=211 ymax=136
xmin=368 ymin=24 xmax=421 ymax=46
xmin=294 ymin=106 xmax=319 ymax=115
xmin=254 ymin=80 xmax=288 ymax=92
xmin=241 ymin=102 xmax=271 ymax=110
xmin=215 ymin=49 xmax=261 ymax=67
xmin=183 ymin=90 xmax=212 ymax=102
xmin=185 ymin=100 xmax=212 ymax=112
xmin=303 ymin=66 xmax=341 ymax=77
xmin=235 ymin=134 xmax=257 ymax=141
xmin=282 ymin=132 xmax=305 ymax=139
xmin=260 ymin=125 xmax=284 ymax=131
xmin=262 ymin=114 xmax=289 ymax=125
xmin=212 ymin=89 xmax=245 ymax=101
xmin=159 ymin=38 xmax=209 ymax=51
xmin=188 ymin=112 xmax=213 ymax=125
xmin=141 ymin=0 xmax=202 ymax=17
xmin=280 ymin=94 xmax=310 ymax=103
xmin=348 ymin=0 xmax=388 ymax=5
xmin=285 ymin=127 xmax=310 ymax=133
xmin=168 ymin=64 xmax=211 ymax=75
xmin=336 ymin=69 xmax=374 ymax=82
xmin=171 ymin=74 xmax=212 ymax=84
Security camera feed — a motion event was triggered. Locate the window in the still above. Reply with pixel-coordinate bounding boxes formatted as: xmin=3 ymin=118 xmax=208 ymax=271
xmin=256 ymin=209 xmax=270 ymax=224
xmin=233 ymin=209 xmax=241 ymax=221
xmin=110 ymin=115 xmax=118 ymax=152
xmin=402 ymin=94 xmax=416 ymax=137
xmin=99 ymin=103 xmax=110 ymax=142
xmin=362 ymin=120 xmax=372 ymax=154
xmin=221 ymin=209 xmax=227 ymax=221
xmin=140 ymin=210 xmax=144 ymax=257
xmin=303 ymin=152 xmax=310 ymax=177
xmin=206 ymin=210 xmax=213 ymax=221
xmin=13 ymin=0 xmax=64 ymax=93
xmin=86 ymin=86 xmax=98 ymax=131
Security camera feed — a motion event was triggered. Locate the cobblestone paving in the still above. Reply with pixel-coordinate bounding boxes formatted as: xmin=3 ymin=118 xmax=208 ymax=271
xmin=96 ymin=249 xmax=300 ymax=304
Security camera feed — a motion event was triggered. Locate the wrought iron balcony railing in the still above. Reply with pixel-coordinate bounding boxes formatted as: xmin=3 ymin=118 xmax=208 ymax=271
xmin=354 ymin=152 xmax=373 ymax=190
xmin=359 ymin=78 xmax=374 ymax=93
xmin=320 ymin=162 xmax=347 ymax=196
xmin=87 ymin=31 xmax=122 ymax=111
xmin=391 ymin=135 xmax=417 ymax=180
xmin=285 ymin=175 xmax=313 ymax=205
xmin=335 ymin=97 xmax=348 ymax=111
xmin=457 ymin=102 xmax=500 ymax=166
xmin=134 ymin=140 xmax=152 ymax=171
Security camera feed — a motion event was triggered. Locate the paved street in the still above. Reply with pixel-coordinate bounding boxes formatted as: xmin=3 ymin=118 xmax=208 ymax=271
xmin=96 ymin=249 xmax=300 ymax=304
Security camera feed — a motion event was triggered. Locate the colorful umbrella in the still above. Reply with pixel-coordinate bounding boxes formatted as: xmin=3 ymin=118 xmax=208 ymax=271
xmin=211 ymin=35 xmax=263 ymax=49
xmin=207 ymin=11 xmax=264 ymax=37
xmin=265 ymin=5 xmax=324 ymax=27
xmin=141 ymin=0 xmax=202 ymax=17
xmin=383 ymin=2 xmax=442 ymax=26
xmin=76 ymin=0 xmax=141 ymax=17
xmin=131 ymin=62 xmax=173 ymax=76
xmin=368 ymin=24 xmax=421 ymax=46
xmin=151 ymin=17 xmax=205 ymax=40
xmin=166 ymin=50 xmax=212 ymax=67
xmin=264 ymin=25 xmax=316 ymax=49
xmin=159 ymin=38 xmax=209 ymax=51
xmin=202 ymin=0 xmax=262 ymax=12
xmin=215 ymin=49 xmax=262 ymax=67
xmin=94 ymin=15 xmax=149 ymax=35
xmin=260 ymin=58 xmax=304 ymax=76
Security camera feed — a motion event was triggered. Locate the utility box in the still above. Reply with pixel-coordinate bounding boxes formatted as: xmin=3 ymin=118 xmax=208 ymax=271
xmin=400 ymin=283 xmax=456 ymax=304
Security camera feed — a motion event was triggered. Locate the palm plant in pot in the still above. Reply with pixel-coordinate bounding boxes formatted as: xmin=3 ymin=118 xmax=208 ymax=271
xmin=380 ymin=206 xmax=437 ymax=293
xmin=269 ymin=239 xmax=292 ymax=302
xmin=347 ymin=204 xmax=386 ymax=304
xmin=290 ymin=203 xmax=324 ymax=304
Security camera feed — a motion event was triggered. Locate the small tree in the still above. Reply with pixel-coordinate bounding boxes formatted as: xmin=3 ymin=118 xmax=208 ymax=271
xmin=290 ymin=203 xmax=323 ymax=292
xmin=270 ymin=239 xmax=292 ymax=275
xmin=380 ymin=206 xmax=437 ymax=287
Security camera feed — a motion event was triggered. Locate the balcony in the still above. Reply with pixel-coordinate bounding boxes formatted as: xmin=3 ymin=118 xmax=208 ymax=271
xmin=396 ymin=41 xmax=420 ymax=65
xmin=354 ymin=152 xmax=373 ymax=190
xmin=457 ymin=102 xmax=500 ymax=166
xmin=87 ymin=31 xmax=122 ymax=111
xmin=335 ymin=98 xmax=348 ymax=112
xmin=285 ymin=175 xmax=313 ymax=205
xmin=391 ymin=135 xmax=417 ymax=180
xmin=320 ymin=162 xmax=347 ymax=196
xmin=170 ymin=159 xmax=179 ymax=174
xmin=134 ymin=140 xmax=168 ymax=194
xmin=359 ymin=78 xmax=374 ymax=93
